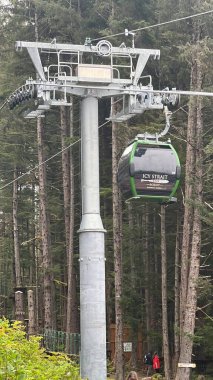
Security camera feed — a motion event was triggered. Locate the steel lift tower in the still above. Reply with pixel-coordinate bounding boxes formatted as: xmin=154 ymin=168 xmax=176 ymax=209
xmin=15 ymin=37 xmax=176 ymax=380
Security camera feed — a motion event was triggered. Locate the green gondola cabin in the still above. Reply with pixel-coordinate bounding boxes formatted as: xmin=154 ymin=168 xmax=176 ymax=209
xmin=117 ymin=138 xmax=181 ymax=203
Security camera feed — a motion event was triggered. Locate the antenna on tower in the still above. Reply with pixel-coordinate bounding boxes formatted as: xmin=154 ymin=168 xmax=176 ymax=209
xmin=125 ymin=28 xmax=136 ymax=48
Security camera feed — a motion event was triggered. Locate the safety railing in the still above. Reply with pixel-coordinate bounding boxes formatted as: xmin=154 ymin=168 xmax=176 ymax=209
xmin=43 ymin=329 xmax=80 ymax=355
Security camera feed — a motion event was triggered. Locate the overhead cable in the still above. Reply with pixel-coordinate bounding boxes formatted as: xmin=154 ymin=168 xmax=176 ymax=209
xmin=91 ymin=9 xmax=213 ymax=42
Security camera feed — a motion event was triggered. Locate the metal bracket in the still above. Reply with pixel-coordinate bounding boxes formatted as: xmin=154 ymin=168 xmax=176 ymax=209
xmin=136 ymin=106 xmax=172 ymax=141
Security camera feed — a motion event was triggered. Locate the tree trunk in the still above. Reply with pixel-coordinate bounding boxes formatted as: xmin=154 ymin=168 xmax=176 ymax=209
xmin=13 ymin=167 xmax=22 ymax=289
xmin=60 ymin=104 xmax=71 ymax=335
xmin=175 ymin=102 xmax=202 ymax=379
xmin=153 ymin=210 xmax=159 ymax=337
xmin=77 ymin=0 xmax=81 ymax=15
xmin=111 ymin=0 xmax=115 ymax=18
xmin=161 ymin=205 xmax=171 ymax=380
xmin=128 ymin=203 xmax=137 ymax=367
xmin=15 ymin=291 xmax=24 ymax=322
xmin=69 ymin=98 xmax=78 ymax=333
xmin=35 ymin=193 xmax=42 ymax=334
xmin=63 ymin=98 xmax=78 ymax=346
xmin=60 ymin=105 xmax=70 ymax=268
xmin=179 ymin=65 xmax=196 ymax=339
xmin=112 ymin=99 xmax=124 ymax=380
xmin=143 ymin=205 xmax=151 ymax=351
xmin=27 ymin=289 xmax=36 ymax=335
xmin=175 ymin=39 xmax=203 ymax=380
xmin=173 ymin=212 xmax=180 ymax=373
xmin=37 ymin=116 xmax=54 ymax=329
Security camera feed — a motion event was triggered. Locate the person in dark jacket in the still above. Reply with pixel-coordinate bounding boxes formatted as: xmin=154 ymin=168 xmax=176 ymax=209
xmin=144 ymin=352 xmax=152 ymax=376
xmin=153 ymin=352 xmax=160 ymax=373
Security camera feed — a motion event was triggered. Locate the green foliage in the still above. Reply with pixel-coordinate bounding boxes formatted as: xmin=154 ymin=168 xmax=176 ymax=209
xmin=107 ymin=359 xmax=115 ymax=376
xmin=0 ymin=319 xmax=82 ymax=380
xmin=192 ymin=376 xmax=212 ymax=380
xmin=197 ymin=318 xmax=213 ymax=358
xmin=151 ymin=374 xmax=164 ymax=380
xmin=205 ymin=139 xmax=213 ymax=155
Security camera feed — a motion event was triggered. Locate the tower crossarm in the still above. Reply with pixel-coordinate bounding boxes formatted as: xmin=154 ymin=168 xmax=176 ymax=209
xmin=16 ymin=40 xmax=160 ymax=88
xmin=16 ymin=40 xmax=160 ymax=58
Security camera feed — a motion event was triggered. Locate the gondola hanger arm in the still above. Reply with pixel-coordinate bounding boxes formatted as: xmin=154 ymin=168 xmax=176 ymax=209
xmin=136 ymin=106 xmax=172 ymax=141
xmin=158 ymin=106 xmax=172 ymax=137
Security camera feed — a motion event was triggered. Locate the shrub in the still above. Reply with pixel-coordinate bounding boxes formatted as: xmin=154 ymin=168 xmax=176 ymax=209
xmin=0 ymin=318 xmax=82 ymax=380
xmin=151 ymin=374 xmax=164 ymax=380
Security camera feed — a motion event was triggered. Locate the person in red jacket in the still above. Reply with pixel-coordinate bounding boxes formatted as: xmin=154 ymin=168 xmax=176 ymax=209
xmin=153 ymin=352 xmax=160 ymax=373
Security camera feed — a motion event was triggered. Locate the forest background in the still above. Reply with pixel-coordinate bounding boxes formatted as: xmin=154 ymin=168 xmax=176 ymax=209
xmin=0 ymin=1 xmax=213 ymax=380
